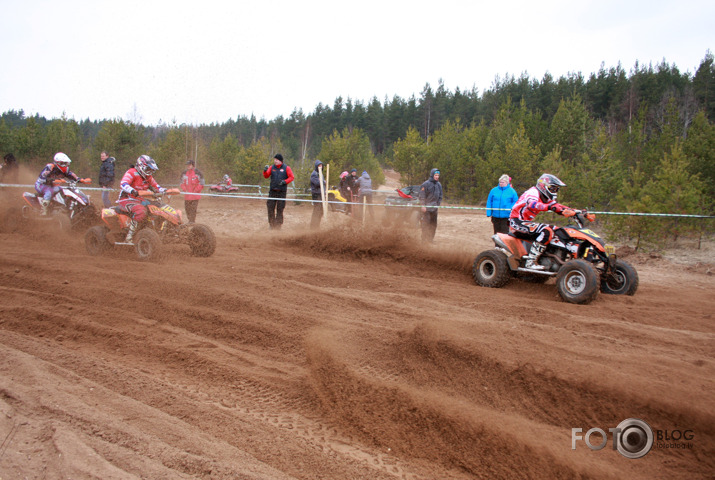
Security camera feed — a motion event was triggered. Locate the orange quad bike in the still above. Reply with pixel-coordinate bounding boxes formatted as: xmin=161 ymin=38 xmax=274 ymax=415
xmin=84 ymin=189 xmax=216 ymax=261
xmin=472 ymin=210 xmax=638 ymax=304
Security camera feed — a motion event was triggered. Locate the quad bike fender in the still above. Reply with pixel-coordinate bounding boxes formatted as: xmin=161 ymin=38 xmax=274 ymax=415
xmin=563 ymin=227 xmax=606 ymax=253
xmin=148 ymin=204 xmax=182 ymax=224
xmin=101 ymin=207 xmax=131 ymax=229
xmin=492 ymin=233 xmax=528 ymax=270
xmin=22 ymin=192 xmax=39 ymax=207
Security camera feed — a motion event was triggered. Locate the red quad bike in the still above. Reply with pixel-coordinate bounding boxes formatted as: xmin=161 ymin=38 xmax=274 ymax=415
xmin=472 ymin=210 xmax=638 ymax=304
xmin=21 ymin=178 xmax=97 ymax=231
xmin=209 ymin=183 xmax=239 ymax=193
xmin=84 ymin=189 xmax=216 ymax=261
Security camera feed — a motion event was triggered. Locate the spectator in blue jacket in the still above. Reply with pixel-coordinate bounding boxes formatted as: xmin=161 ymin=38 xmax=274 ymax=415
xmin=486 ymin=174 xmax=518 ymax=234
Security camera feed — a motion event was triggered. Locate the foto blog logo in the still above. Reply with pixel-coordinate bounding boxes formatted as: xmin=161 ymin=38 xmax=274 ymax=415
xmin=572 ymin=418 xmax=653 ymax=459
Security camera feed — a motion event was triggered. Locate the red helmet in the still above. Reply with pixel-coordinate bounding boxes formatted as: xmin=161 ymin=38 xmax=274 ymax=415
xmin=340 ymin=171 xmax=348 ymax=180
xmin=135 ymin=155 xmax=158 ymax=179
xmin=535 ymin=173 xmax=566 ymax=202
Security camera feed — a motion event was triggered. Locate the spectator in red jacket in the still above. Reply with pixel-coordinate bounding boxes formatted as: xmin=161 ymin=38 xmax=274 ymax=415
xmin=262 ymin=154 xmax=294 ymax=230
xmin=180 ymin=160 xmax=205 ymax=223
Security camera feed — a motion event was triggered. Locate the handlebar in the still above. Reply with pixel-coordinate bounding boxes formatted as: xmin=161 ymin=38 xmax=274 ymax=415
xmin=53 ymin=178 xmax=91 ymax=186
xmin=137 ymin=188 xmax=180 ymax=198
xmin=573 ymin=210 xmax=596 ymax=228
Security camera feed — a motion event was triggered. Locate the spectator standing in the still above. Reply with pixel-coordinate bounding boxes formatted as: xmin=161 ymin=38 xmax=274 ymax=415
xmin=180 ymin=160 xmax=205 ymax=223
xmin=486 ymin=174 xmax=518 ymax=234
xmin=355 ymin=170 xmax=374 ymax=220
xmin=345 ymin=168 xmax=359 ymax=215
xmin=418 ymin=168 xmax=443 ymax=242
xmin=1 ymin=153 xmax=19 ymax=184
xmin=262 ymin=154 xmax=294 ymax=230
xmin=98 ymin=151 xmax=116 ymax=207
xmin=309 ymin=160 xmax=326 ymax=229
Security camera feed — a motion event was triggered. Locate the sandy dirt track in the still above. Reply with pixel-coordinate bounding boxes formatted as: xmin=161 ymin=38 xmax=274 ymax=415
xmin=0 ymin=187 xmax=714 ymax=479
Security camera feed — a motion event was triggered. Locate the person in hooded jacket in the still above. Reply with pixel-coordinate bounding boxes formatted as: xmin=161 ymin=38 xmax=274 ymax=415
xmin=309 ymin=160 xmax=326 ymax=229
xmin=418 ymin=168 xmax=443 ymax=242
xmin=355 ymin=170 xmax=374 ymax=220
xmin=486 ymin=174 xmax=518 ymax=234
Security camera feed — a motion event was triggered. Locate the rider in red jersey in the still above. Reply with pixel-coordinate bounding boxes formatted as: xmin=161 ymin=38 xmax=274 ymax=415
xmin=509 ymin=174 xmax=576 ymax=270
xmin=117 ymin=155 xmax=165 ymax=242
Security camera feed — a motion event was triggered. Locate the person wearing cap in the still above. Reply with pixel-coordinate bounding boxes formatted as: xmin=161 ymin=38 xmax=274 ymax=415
xmin=262 ymin=153 xmax=294 ymax=230
xmin=180 ymin=159 xmax=205 ymax=223
xmin=487 ymin=174 xmax=518 ymax=234
xmin=418 ymin=168 xmax=443 ymax=242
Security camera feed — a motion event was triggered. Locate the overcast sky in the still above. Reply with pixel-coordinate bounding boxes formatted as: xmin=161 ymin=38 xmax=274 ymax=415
xmin=1 ymin=0 xmax=712 ymax=126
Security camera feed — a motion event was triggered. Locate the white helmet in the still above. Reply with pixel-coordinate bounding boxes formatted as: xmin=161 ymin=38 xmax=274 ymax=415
xmin=54 ymin=152 xmax=71 ymax=173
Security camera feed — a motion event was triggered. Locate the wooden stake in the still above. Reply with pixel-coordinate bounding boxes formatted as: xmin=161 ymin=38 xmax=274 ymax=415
xmin=362 ymin=196 xmax=367 ymax=226
xmin=318 ymin=166 xmax=327 ymax=218
xmin=325 ymin=164 xmax=330 ymax=218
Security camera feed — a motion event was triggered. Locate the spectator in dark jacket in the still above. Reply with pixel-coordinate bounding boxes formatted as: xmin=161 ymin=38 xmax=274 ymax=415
xmin=98 ymin=151 xmax=116 ymax=207
xmin=309 ymin=160 xmax=326 ymax=229
xmin=1 ymin=153 xmax=19 ymax=184
xmin=262 ymin=154 xmax=294 ymax=230
xmin=418 ymin=168 xmax=443 ymax=242
xmin=486 ymin=174 xmax=518 ymax=234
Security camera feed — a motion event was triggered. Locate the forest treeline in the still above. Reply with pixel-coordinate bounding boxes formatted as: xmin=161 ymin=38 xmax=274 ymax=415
xmin=1 ymin=52 xmax=713 ymax=247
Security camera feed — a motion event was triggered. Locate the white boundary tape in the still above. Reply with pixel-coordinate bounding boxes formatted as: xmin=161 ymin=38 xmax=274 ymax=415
xmin=2 ymin=183 xmax=713 ymax=219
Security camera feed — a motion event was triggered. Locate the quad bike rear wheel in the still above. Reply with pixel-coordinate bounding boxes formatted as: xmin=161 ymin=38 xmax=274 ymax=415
xmin=472 ymin=250 xmax=512 ymax=288
xmin=600 ymin=259 xmax=639 ymax=295
xmin=556 ymin=259 xmax=599 ymax=304
xmin=134 ymin=229 xmax=162 ymax=261
xmin=85 ymin=225 xmax=112 ymax=256
xmin=188 ymin=223 xmax=216 ymax=257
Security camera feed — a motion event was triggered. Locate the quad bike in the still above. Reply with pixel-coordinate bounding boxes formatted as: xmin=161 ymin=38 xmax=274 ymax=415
xmin=383 ymin=185 xmax=421 ymax=226
xmin=472 ymin=211 xmax=638 ymax=304
xmin=20 ymin=178 xmax=98 ymax=231
xmin=209 ymin=183 xmax=239 ymax=193
xmin=327 ymin=188 xmax=349 ymax=214
xmin=84 ymin=188 xmax=216 ymax=261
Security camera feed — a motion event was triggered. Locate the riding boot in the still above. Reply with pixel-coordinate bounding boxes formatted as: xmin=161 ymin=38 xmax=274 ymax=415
xmin=40 ymin=199 xmax=50 ymax=216
xmin=125 ymin=220 xmax=138 ymax=243
xmin=524 ymin=242 xmax=546 ymax=270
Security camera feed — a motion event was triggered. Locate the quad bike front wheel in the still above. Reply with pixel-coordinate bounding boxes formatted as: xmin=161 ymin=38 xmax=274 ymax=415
xmin=71 ymin=204 xmax=99 ymax=232
xmin=556 ymin=259 xmax=600 ymax=304
xmin=85 ymin=225 xmax=112 ymax=256
xmin=472 ymin=249 xmax=512 ymax=288
xmin=188 ymin=223 xmax=216 ymax=257
xmin=600 ymin=259 xmax=639 ymax=295
xmin=134 ymin=229 xmax=163 ymax=261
